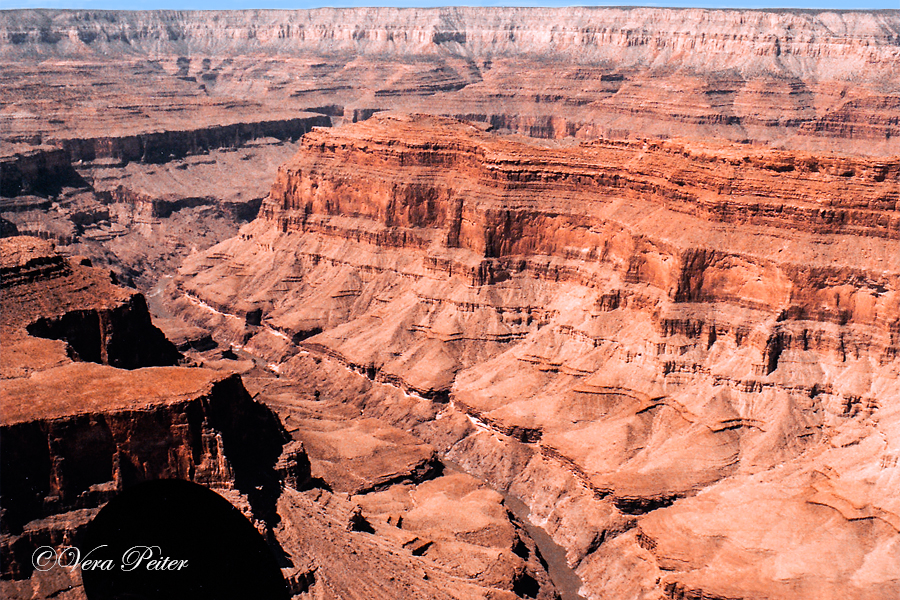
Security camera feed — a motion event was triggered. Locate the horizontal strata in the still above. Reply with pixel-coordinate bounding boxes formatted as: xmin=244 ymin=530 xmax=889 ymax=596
xmin=271 ymin=115 xmax=899 ymax=237
xmin=2 ymin=8 xmax=898 ymax=76
xmin=176 ymin=115 xmax=900 ymax=401
xmin=2 ymin=9 xmax=899 ymax=155
xmin=261 ymin=115 xmax=899 ymax=330
xmin=54 ymin=115 xmax=330 ymax=164
xmin=173 ymin=115 xmax=900 ymax=600
xmin=0 ymin=115 xmax=329 ymax=200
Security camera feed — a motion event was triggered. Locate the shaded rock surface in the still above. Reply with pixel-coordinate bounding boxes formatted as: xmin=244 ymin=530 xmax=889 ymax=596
xmin=1 ymin=236 xmax=181 ymax=371
xmin=276 ymin=484 xmax=557 ymax=600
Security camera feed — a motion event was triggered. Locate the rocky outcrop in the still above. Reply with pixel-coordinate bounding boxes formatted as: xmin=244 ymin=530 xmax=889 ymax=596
xmin=55 ymin=116 xmax=328 ymax=165
xmin=259 ymin=378 xmax=561 ymax=600
xmin=1 ymin=236 xmax=181 ymax=369
xmin=0 ymin=237 xmax=302 ymax=584
xmin=0 ymin=368 xmax=298 ymax=578
xmin=178 ymin=114 xmax=900 ymax=374
xmin=24 ymin=293 xmax=181 ymax=369
xmin=275 ymin=483 xmax=559 ymax=600
xmin=174 ymin=116 xmax=900 ymax=600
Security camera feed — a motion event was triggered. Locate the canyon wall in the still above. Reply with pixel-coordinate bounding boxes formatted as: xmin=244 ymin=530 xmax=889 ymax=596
xmin=55 ymin=116 xmax=330 ymax=165
xmin=0 ymin=237 xmax=303 ymax=584
xmin=2 ymin=8 xmax=899 ymax=154
xmin=3 ymin=8 xmax=897 ymax=77
xmin=174 ymin=115 xmax=900 ymax=600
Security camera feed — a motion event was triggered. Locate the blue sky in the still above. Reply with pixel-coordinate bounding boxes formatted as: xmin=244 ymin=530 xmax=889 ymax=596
xmin=2 ymin=2 xmax=897 ymax=10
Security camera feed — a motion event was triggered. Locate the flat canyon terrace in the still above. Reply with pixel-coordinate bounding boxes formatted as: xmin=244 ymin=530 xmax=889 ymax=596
xmin=1 ymin=8 xmax=899 ymax=600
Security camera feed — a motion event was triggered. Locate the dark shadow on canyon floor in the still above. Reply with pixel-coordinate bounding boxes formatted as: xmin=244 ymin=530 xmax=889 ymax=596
xmin=81 ymin=479 xmax=289 ymax=600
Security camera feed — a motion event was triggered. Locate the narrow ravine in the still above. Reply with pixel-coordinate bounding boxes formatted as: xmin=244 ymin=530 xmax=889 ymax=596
xmin=502 ymin=494 xmax=587 ymax=600
xmin=442 ymin=460 xmax=586 ymax=600
xmin=150 ymin=279 xmax=588 ymax=599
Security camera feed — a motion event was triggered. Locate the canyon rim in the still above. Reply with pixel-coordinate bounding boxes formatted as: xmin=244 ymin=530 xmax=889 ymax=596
xmin=1 ymin=6 xmax=899 ymax=600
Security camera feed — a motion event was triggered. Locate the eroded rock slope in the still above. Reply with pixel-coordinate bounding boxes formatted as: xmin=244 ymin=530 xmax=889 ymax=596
xmin=174 ymin=115 xmax=900 ymax=600
xmin=1 ymin=235 xmax=560 ymax=600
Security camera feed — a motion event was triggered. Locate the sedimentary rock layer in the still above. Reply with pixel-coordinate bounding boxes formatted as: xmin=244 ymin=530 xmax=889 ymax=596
xmin=0 ymin=237 xmax=300 ymax=584
xmin=0 ymin=236 xmax=561 ymax=600
xmin=183 ymin=114 xmax=900 ymax=362
xmin=175 ymin=116 xmax=900 ymax=599
xmin=2 ymin=8 xmax=899 ymax=154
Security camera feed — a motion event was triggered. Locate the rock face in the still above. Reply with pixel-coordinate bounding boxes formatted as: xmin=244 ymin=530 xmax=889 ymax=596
xmin=174 ymin=115 xmax=900 ymax=599
xmin=2 ymin=8 xmax=899 ymax=155
xmin=0 ymin=367 xmax=292 ymax=576
xmin=0 ymin=145 xmax=83 ymax=198
xmin=1 ymin=236 xmax=181 ymax=371
xmin=1 ymin=236 xmax=561 ymax=600
xmin=0 ymin=237 xmax=301 ymax=584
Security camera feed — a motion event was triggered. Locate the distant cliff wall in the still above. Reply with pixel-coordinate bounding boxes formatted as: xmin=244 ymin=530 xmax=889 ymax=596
xmin=1 ymin=8 xmax=897 ymax=83
xmin=2 ymin=8 xmax=898 ymax=154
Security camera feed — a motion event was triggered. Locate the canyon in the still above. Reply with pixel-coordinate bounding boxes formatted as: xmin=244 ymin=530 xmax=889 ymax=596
xmin=1 ymin=237 xmax=559 ymax=600
xmin=171 ymin=113 xmax=900 ymax=600
xmin=1 ymin=7 xmax=899 ymax=600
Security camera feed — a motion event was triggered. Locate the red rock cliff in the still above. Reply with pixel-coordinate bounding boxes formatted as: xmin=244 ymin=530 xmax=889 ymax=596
xmin=175 ymin=115 xmax=900 ymax=600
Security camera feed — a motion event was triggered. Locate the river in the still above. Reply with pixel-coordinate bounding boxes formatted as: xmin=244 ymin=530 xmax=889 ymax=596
xmin=442 ymin=460 xmax=586 ymax=600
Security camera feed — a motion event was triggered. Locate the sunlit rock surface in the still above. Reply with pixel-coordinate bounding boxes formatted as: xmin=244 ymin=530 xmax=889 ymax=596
xmin=175 ymin=115 xmax=900 ymax=599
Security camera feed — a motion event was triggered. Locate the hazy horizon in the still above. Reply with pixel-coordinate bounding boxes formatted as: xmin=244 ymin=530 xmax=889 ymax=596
xmin=3 ymin=2 xmax=898 ymax=13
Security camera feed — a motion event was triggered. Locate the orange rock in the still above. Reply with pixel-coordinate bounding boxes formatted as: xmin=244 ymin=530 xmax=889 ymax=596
xmin=175 ymin=115 xmax=900 ymax=599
